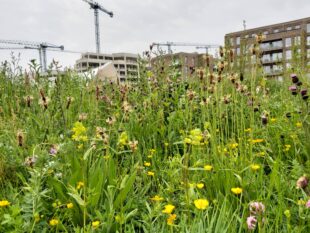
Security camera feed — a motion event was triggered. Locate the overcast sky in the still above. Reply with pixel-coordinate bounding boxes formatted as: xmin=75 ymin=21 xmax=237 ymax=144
xmin=0 ymin=0 xmax=310 ymax=69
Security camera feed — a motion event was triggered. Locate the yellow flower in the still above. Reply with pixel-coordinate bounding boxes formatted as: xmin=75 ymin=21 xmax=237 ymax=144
xmin=250 ymin=164 xmax=260 ymax=171
xmin=92 ymin=220 xmax=100 ymax=228
xmin=231 ymin=187 xmax=243 ymax=195
xmin=144 ymin=161 xmax=151 ymax=167
xmin=196 ymin=183 xmax=204 ymax=189
xmin=150 ymin=195 xmax=164 ymax=201
xmin=244 ymin=128 xmax=252 ymax=132
xmin=67 ymin=203 xmax=74 ymax=209
xmin=256 ymin=152 xmax=265 ymax=157
xmin=162 ymin=204 xmax=175 ymax=214
xmin=77 ymin=181 xmax=84 ymax=190
xmin=283 ymin=144 xmax=291 ymax=152
xmin=284 ymin=209 xmax=291 ymax=218
xmin=204 ymin=165 xmax=213 ymax=171
xmin=0 ymin=200 xmax=10 ymax=207
xmin=296 ymin=122 xmax=302 ymax=128
xmin=147 ymin=171 xmax=155 ymax=177
xmin=194 ymin=199 xmax=209 ymax=210
xmin=183 ymin=137 xmax=192 ymax=144
xmin=251 ymin=139 xmax=264 ymax=144
xmin=229 ymin=143 xmax=238 ymax=149
xmin=49 ymin=219 xmax=59 ymax=226
xmin=297 ymin=199 xmax=305 ymax=205
xmin=164 ymin=142 xmax=169 ymax=147
xmin=167 ymin=214 xmax=177 ymax=225
xmin=270 ymin=118 xmax=277 ymax=123
xmin=118 ymin=132 xmax=128 ymax=146
xmin=72 ymin=122 xmax=87 ymax=142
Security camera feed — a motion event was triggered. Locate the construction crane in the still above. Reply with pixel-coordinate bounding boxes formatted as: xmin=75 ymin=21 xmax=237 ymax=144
xmin=0 ymin=40 xmax=64 ymax=72
xmin=82 ymin=0 xmax=113 ymax=54
xmin=150 ymin=42 xmax=220 ymax=54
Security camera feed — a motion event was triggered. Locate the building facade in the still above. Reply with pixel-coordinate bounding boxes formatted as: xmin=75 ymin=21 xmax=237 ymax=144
xmin=75 ymin=52 xmax=139 ymax=82
xmin=151 ymin=52 xmax=216 ymax=79
xmin=225 ymin=17 xmax=310 ymax=79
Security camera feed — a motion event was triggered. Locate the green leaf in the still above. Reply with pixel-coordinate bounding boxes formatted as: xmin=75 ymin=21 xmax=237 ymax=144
xmin=114 ymin=171 xmax=136 ymax=209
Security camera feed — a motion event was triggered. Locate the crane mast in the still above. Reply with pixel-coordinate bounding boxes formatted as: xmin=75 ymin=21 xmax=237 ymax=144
xmin=82 ymin=0 xmax=113 ymax=54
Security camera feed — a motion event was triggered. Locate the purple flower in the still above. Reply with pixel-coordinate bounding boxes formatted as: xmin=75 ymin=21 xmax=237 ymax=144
xmin=247 ymin=216 xmax=257 ymax=230
xmin=300 ymin=89 xmax=307 ymax=96
xmin=49 ymin=145 xmax=58 ymax=156
xmin=306 ymin=200 xmax=310 ymax=208
xmin=296 ymin=176 xmax=308 ymax=189
xmin=290 ymin=74 xmax=299 ymax=84
xmin=250 ymin=202 xmax=265 ymax=215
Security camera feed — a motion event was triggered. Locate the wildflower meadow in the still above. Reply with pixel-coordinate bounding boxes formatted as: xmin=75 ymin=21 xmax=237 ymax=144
xmin=0 ymin=45 xmax=310 ymax=233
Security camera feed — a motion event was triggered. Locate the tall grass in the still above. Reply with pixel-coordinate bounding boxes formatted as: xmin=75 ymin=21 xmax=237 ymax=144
xmin=0 ymin=48 xmax=309 ymax=233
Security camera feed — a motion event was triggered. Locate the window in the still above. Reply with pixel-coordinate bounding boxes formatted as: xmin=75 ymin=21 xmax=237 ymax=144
xmin=262 ymin=54 xmax=270 ymax=62
xmin=295 ymin=25 xmax=301 ymax=29
xmin=307 ymin=23 xmax=310 ymax=32
xmin=263 ymin=31 xmax=269 ymax=35
xmin=252 ymin=33 xmax=256 ymax=38
xmin=263 ymin=66 xmax=271 ymax=73
xmin=273 ymin=29 xmax=279 ymax=33
xmin=236 ymin=47 xmax=240 ymax=55
xmin=285 ymin=38 xmax=292 ymax=47
xmin=287 ymin=27 xmax=292 ymax=31
xmin=272 ymin=53 xmax=282 ymax=61
xmin=286 ymin=50 xmax=292 ymax=59
xmin=230 ymin=38 xmax=234 ymax=46
xmin=236 ymin=37 xmax=240 ymax=45
xmin=307 ymin=36 xmax=310 ymax=45
xmin=307 ymin=49 xmax=310 ymax=58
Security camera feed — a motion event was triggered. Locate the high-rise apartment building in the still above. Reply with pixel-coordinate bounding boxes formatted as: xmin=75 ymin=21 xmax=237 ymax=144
xmin=75 ymin=52 xmax=139 ymax=82
xmin=225 ymin=17 xmax=310 ymax=79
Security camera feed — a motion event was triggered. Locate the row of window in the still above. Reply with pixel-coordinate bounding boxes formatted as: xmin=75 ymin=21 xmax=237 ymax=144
xmin=230 ymin=23 xmax=310 ymax=46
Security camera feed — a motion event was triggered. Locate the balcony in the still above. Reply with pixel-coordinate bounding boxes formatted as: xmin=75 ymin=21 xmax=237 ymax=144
xmin=261 ymin=58 xmax=283 ymax=64
xmin=260 ymin=45 xmax=283 ymax=52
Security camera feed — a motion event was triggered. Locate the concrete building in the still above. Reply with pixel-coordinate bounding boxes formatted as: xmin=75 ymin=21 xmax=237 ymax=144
xmin=151 ymin=52 xmax=216 ymax=79
xmin=225 ymin=17 xmax=310 ymax=79
xmin=75 ymin=52 xmax=139 ymax=82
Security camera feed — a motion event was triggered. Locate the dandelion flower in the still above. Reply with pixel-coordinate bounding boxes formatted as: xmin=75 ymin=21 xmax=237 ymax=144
xmin=92 ymin=220 xmax=100 ymax=228
xmin=66 ymin=203 xmax=74 ymax=209
xmin=144 ymin=161 xmax=151 ymax=167
xmin=0 ymin=200 xmax=10 ymax=207
xmin=204 ymin=165 xmax=213 ymax=171
xmin=250 ymin=164 xmax=260 ymax=171
xmin=231 ymin=187 xmax=243 ymax=195
xmin=150 ymin=195 xmax=164 ymax=202
xmin=196 ymin=183 xmax=204 ymax=189
xmin=162 ymin=204 xmax=175 ymax=214
xmin=77 ymin=181 xmax=84 ymax=190
xmin=167 ymin=214 xmax=177 ymax=225
xmin=296 ymin=122 xmax=302 ymax=128
xmin=147 ymin=171 xmax=155 ymax=177
xmin=49 ymin=219 xmax=59 ymax=226
xmin=194 ymin=199 xmax=209 ymax=210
